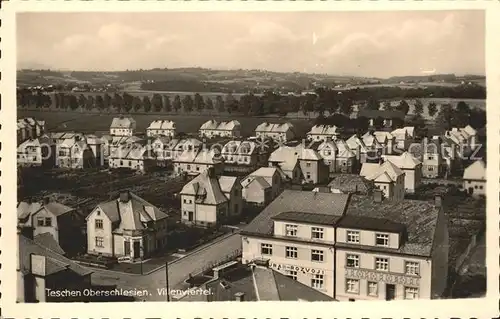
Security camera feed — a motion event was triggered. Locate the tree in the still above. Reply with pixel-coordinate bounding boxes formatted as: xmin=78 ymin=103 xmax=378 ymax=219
xmin=122 ymin=93 xmax=134 ymax=113
xmin=288 ymin=96 xmax=301 ymax=113
xmin=112 ymin=93 xmax=123 ymax=112
xmin=143 ymin=96 xmax=152 ymax=113
xmin=205 ymin=97 xmax=214 ymax=111
xmin=95 ymin=95 xmax=104 ymax=110
xmin=86 ymin=95 xmax=94 ymax=110
xmin=132 ymin=96 xmax=142 ymax=112
xmin=366 ymin=96 xmax=380 ymax=110
xmin=103 ymin=93 xmax=111 ymax=110
xmin=215 ymin=95 xmax=225 ymax=113
xmin=383 ymin=101 xmax=393 ymax=111
xmin=469 ymin=108 xmax=486 ymax=129
xmin=69 ymin=95 xmax=79 ymax=110
xmin=436 ymin=103 xmax=453 ymax=130
xmin=414 ymin=99 xmax=424 ymax=116
xmin=54 ymin=93 xmax=61 ymax=109
xmin=454 ymin=101 xmax=471 ymax=127
xmin=163 ymin=95 xmax=172 ymax=112
xmin=301 ymin=95 xmax=315 ymax=114
xmin=182 ymin=95 xmax=194 ymax=113
xmin=78 ymin=94 xmax=87 ymax=109
xmin=152 ymin=94 xmax=163 ymax=112
xmin=427 ymin=102 xmax=438 ymax=117
xmin=239 ymin=94 xmax=252 ymax=115
xmin=194 ymin=93 xmax=205 ymax=112
xmin=407 ymin=114 xmax=427 ymax=140
xmin=339 ymin=98 xmax=353 ymax=116
xmin=173 ymin=95 xmax=182 ymax=112
xmin=250 ymin=95 xmax=262 ymax=115
xmin=373 ymin=116 xmax=385 ymax=130
xmin=396 ymin=99 xmax=410 ymax=115
xmin=224 ymin=93 xmax=237 ymax=113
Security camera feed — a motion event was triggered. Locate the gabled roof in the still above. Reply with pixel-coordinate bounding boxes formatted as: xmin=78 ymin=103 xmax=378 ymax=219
xmin=91 ymin=192 xmax=167 ymax=231
xmin=361 ymin=161 xmax=404 ymax=182
xmin=243 ymin=190 xmax=350 ymax=236
xmin=34 ymin=232 xmax=65 ymax=255
xmin=180 ymin=170 xmax=229 ymax=205
xmin=346 ymin=135 xmax=367 ymax=151
xmin=17 ymin=200 xmax=74 ymax=221
xmin=463 ymin=160 xmax=486 ymax=180
xmin=255 ymin=122 xmax=294 ymax=133
xmin=308 ymin=125 xmax=339 ymax=136
xmin=200 ymin=120 xmax=220 ymax=130
xmin=241 ymin=176 xmax=271 ymax=189
xmin=19 ymin=234 xmax=92 ymax=277
xmin=218 ymin=176 xmax=238 ymax=193
xmin=194 ymin=149 xmax=222 ymax=165
xmin=147 ymin=120 xmax=176 ymax=130
xmin=382 ymin=152 xmax=421 ymax=169
xmin=463 ymin=125 xmax=477 ymax=136
xmin=373 ymin=131 xmax=393 ymax=143
xmin=111 ymin=117 xmax=136 ymax=129
xmin=328 ymin=174 xmax=374 ymax=194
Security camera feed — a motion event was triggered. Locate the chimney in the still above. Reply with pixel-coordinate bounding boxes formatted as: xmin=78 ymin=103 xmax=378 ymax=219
xmin=235 ymin=292 xmax=245 ymax=302
xmin=435 ymin=195 xmax=442 ymax=208
xmin=373 ymin=189 xmax=383 ymax=203
xmin=119 ymin=191 xmax=130 ymax=203
xmin=43 ymin=196 xmax=50 ymax=205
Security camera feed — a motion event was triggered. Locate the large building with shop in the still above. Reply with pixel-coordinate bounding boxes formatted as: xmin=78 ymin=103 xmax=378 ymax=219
xmin=241 ymin=189 xmax=449 ymax=301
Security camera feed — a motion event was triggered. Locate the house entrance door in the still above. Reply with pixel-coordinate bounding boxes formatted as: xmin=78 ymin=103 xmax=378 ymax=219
xmin=385 ymin=284 xmax=396 ymax=301
xmin=124 ymin=241 xmax=131 ymax=256
xmin=188 ymin=211 xmax=194 ymax=221
xmin=133 ymin=241 xmax=141 ymax=259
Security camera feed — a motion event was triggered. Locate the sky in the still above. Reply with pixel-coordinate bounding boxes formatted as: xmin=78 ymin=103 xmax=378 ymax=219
xmin=17 ymin=10 xmax=485 ymax=78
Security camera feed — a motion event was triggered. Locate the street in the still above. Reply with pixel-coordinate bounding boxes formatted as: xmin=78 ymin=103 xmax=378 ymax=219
xmin=91 ymin=232 xmax=242 ymax=301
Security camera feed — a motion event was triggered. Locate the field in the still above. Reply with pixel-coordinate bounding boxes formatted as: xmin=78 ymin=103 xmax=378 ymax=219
xmin=18 ymin=109 xmax=315 ymax=137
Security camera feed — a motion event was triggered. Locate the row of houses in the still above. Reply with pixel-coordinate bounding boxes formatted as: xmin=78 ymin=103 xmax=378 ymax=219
xmin=17 ymin=118 xmax=45 ymax=144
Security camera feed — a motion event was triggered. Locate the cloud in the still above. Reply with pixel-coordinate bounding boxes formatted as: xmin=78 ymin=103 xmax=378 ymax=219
xmin=17 ymin=11 xmax=484 ymax=77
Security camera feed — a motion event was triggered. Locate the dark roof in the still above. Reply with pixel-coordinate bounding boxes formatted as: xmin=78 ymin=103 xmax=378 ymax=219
xmin=272 ymin=211 xmax=340 ymax=226
xmin=358 ymin=110 xmax=405 ymax=119
xmin=33 ymin=232 xmax=65 ymax=255
xmin=19 ymin=234 xmax=92 ymax=277
xmin=341 ymin=195 xmax=441 ymax=257
xmin=243 ymin=190 xmax=350 ymax=236
xmin=337 ymin=215 xmax=406 ymax=234
xmin=328 ymin=174 xmax=374 ymax=194
xmin=186 ymin=264 xmax=335 ymax=301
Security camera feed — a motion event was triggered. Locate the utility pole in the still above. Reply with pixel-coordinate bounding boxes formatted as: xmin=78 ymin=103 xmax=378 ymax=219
xmin=165 ymin=261 xmax=170 ymax=302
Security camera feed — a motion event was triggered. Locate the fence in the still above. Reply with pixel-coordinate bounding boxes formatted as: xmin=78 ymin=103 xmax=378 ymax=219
xmin=191 ymin=248 xmax=242 ymax=278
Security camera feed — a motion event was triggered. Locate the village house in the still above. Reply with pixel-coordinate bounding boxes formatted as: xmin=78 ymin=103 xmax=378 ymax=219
xmin=307 ymin=125 xmax=340 ymax=142
xmin=391 ymin=126 xmax=415 ymax=151
xmin=360 ymin=161 xmax=405 ymax=201
xmin=382 ymin=152 xmax=422 ymax=193
xmin=109 ymin=143 xmax=156 ymax=173
xmin=55 ymin=135 xmax=95 ymax=169
xmin=314 ymin=137 xmax=338 ymax=177
xmin=151 ymin=137 xmax=180 ymax=167
xmin=146 ymin=120 xmax=176 ymax=138
xmin=101 ymin=135 xmax=143 ymax=165
xmin=17 ymin=118 xmax=46 ymax=144
xmin=199 ymin=120 xmax=241 ymax=138
xmin=361 ymin=132 xmax=384 ymax=156
xmin=295 ymin=144 xmax=330 ymax=185
xmin=180 ymin=168 xmax=243 ymax=227
xmin=180 ymin=260 xmax=334 ymax=301
xmin=110 ymin=116 xmax=136 ymax=137
xmin=462 ymin=160 xmax=486 ymax=197
xmin=17 ymin=198 xmax=86 ymax=256
xmin=172 ymin=138 xmax=203 ymax=159
xmin=241 ymin=167 xmax=287 ymax=205
xmin=221 ymin=139 xmax=271 ymax=169
xmin=86 ymin=191 xmax=168 ymax=261
xmin=346 ymin=134 xmax=381 ymax=164
xmin=241 ymin=190 xmax=351 ymax=298
xmin=241 ymin=189 xmax=449 ymax=300
xmin=409 ymin=136 xmax=461 ymax=179
xmin=255 ymin=122 xmax=295 ymax=143
xmin=322 ymin=174 xmax=374 ymax=195
xmin=173 ymin=147 xmax=224 ymax=176
xmin=445 ymin=125 xmax=478 ymax=152
xmin=372 ymin=131 xmax=396 ymax=155
xmin=17 ymin=229 xmax=93 ymax=303
xmin=17 ymin=135 xmax=57 ymax=168
xmin=335 ymin=140 xmax=357 ymax=174
xmin=335 ymin=194 xmax=449 ymax=301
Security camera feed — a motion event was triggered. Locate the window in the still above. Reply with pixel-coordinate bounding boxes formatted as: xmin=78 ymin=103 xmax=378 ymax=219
xmin=347 ymin=230 xmax=360 ymax=243
xmin=311 ymin=274 xmax=324 ymax=289
xmin=479 ymin=185 xmax=483 ymax=190
xmin=306 ymin=173 xmax=311 ymax=179
xmin=346 ymin=279 xmax=359 ymax=294
xmin=37 ymin=217 xmax=45 ymax=226
xmin=346 ymin=254 xmax=359 ymax=268
xmin=95 ymin=219 xmax=103 ymax=229
xmin=285 ymin=246 xmax=298 ymax=259
xmin=306 ymin=162 xmax=311 ymax=167
xmin=285 ymin=224 xmax=298 ymax=237
xmin=285 ymin=270 xmax=297 ymax=280
xmin=95 ymin=236 xmax=104 ymax=248
xmin=367 ymin=282 xmax=378 ymax=297
xmin=261 ymin=243 xmax=273 ymax=255
xmin=404 ymin=287 xmax=419 ymax=300
xmin=183 ymin=199 xmax=187 ymax=204
xmin=311 ymin=249 xmax=324 ymax=262
xmin=187 ymin=164 xmax=191 ymax=170
xmin=311 ymin=227 xmax=324 ymax=239
xmin=405 ymin=261 xmax=420 ymax=275
xmin=375 ymin=233 xmax=389 ymax=247
xmin=375 ymin=257 xmax=389 ymax=271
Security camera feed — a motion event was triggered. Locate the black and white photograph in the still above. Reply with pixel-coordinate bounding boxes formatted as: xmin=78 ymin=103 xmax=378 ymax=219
xmin=8 ymin=7 xmax=492 ymax=309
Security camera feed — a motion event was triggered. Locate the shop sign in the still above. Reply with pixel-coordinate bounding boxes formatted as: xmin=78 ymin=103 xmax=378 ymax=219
xmin=269 ymin=262 xmax=325 ymax=275
xmin=345 ymin=268 xmax=420 ymax=286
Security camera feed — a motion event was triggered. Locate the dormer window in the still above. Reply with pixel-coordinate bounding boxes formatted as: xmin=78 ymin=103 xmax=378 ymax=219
xmin=285 ymin=224 xmax=298 ymax=237
xmin=375 ymin=233 xmax=389 ymax=247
